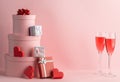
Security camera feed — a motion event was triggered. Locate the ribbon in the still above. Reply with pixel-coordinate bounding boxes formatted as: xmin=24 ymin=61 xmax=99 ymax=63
xmin=38 ymin=57 xmax=53 ymax=77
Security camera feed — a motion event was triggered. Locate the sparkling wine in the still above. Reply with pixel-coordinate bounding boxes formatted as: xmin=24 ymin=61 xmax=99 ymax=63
xmin=105 ymin=39 xmax=115 ymax=55
xmin=96 ymin=37 xmax=105 ymax=53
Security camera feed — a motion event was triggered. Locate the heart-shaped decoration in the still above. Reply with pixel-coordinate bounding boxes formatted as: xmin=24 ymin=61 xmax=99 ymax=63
xmin=24 ymin=66 xmax=34 ymax=79
xmin=14 ymin=46 xmax=24 ymax=57
xmin=17 ymin=8 xmax=30 ymax=15
xmin=52 ymin=68 xmax=64 ymax=79
xmin=18 ymin=51 xmax=24 ymax=57
xmin=14 ymin=46 xmax=20 ymax=56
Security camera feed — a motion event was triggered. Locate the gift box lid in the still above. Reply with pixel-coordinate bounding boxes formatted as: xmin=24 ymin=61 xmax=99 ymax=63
xmin=8 ymin=34 xmax=41 ymax=41
xmin=13 ymin=15 xmax=36 ymax=20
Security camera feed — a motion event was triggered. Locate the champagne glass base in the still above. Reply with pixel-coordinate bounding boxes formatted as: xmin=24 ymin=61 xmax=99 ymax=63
xmin=104 ymin=73 xmax=116 ymax=78
xmin=93 ymin=71 xmax=104 ymax=76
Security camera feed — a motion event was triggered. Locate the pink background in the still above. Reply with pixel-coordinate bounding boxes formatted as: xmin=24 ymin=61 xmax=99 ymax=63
xmin=1 ymin=0 xmax=120 ymax=72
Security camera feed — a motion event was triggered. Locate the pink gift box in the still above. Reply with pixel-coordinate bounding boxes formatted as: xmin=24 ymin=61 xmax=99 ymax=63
xmin=5 ymin=54 xmax=36 ymax=77
xmin=8 ymin=34 xmax=41 ymax=57
xmin=13 ymin=15 xmax=36 ymax=36
xmin=38 ymin=57 xmax=54 ymax=78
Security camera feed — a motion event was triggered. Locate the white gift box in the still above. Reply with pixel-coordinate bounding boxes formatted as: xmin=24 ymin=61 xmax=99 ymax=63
xmin=34 ymin=46 xmax=45 ymax=57
xmin=29 ymin=25 xmax=42 ymax=36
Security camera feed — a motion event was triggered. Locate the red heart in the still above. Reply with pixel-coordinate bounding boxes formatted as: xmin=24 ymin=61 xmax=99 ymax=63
xmin=24 ymin=9 xmax=30 ymax=15
xmin=24 ymin=66 xmax=34 ymax=79
xmin=18 ymin=51 xmax=24 ymax=57
xmin=14 ymin=46 xmax=24 ymax=57
xmin=17 ymin=9 xmax=30 ymax=15
xmin=52 ymin=68 xmax=64 ymax=79
xmin=17 ymin=9 xmax=24 ymax=15
xmin=14 ymin=46 xmax=20 ymax=56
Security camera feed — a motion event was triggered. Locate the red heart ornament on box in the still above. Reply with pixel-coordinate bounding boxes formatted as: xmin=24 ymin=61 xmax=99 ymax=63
xmin=24 ymin=9 xmax=30 ymax=15
xmin=24 ymin=66 xmax=34 ymax=79
xmin=14 ymin=46 xmax=24 ymax=57
xmin=14 ymin=46 xmax=20 ymax=56
xmin=17 ymin=9 xmax=24 ymax=15
xmin=17 ymin=9 xmax=30 ymax=15
xmin=18 ymin=51 xmax=24 ymax=57
xmin=52 ymin=68 xmax=64 ymax=79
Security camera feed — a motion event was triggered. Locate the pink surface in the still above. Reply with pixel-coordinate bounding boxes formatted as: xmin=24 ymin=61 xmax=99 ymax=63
xmin=1 ymin=70 xmax=120 ymax=82
xmin=8 ymin=34 xmax=41 ymax=57
xmin=1 ymin=0 xmax=120 ymax=73
xmin=13 ymin=15 xmax=36 ymax=36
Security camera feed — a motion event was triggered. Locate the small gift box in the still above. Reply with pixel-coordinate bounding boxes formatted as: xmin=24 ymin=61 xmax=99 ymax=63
xmin=29 ymin=25 xmax=42 ymax=36
xmin=34 ymin=46 xmax=45 ymax=57
xmin=38 ymin=57 xmax=54 ymax=78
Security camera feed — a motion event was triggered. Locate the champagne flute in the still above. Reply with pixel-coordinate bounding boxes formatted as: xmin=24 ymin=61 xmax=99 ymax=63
xmin=95 ymin=32 xmax=105 ymax=75
xmin=105 ymin=32 xmax=116 ymax=77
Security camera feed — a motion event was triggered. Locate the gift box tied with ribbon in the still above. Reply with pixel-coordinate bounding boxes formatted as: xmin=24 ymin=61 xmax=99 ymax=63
xmin=38 ymin=57 xmax=54 ymax=78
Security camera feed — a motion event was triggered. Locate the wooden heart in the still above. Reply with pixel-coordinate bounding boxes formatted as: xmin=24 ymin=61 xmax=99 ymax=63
xmin=14 ymin=46 xmax=24 ymax=57
xmin=24 ymin=66 xmax=34 ymax=79
xmin=52 ymin=68 xmax=64 ymax=79
xmin=18 ymin=51 xmax=24 ymax=57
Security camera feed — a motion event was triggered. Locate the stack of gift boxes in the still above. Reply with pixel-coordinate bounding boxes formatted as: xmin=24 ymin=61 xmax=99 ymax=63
xmin=5 ymin=9 xmax=64 ymax=79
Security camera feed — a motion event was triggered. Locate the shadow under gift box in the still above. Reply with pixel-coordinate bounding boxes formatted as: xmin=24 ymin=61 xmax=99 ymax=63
xmin=5 ymin=54 xmax=37 ymax=77
xmin=8 ymin=34 xmax=41 ymax=57
xmin=13 ymin=15 xmax=36 ymax=36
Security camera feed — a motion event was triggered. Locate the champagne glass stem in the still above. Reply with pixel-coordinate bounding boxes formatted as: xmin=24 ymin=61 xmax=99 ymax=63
xmin=108 ymin=55 xmax=111 ymax=74
xmin=98 ymin=53 xmax=102 ymax=73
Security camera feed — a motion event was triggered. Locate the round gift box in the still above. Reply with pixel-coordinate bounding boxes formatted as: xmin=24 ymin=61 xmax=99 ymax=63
xmin=8 ymin=34 xmax=41 ymax=57
xmin=13 ymin=15 xmax=36 ymax=36
xmin=5 ymin=54 xmax=36 ymax=77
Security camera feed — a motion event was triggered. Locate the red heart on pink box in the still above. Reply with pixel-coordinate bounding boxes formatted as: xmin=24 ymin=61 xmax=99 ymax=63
xmin=17 ymin=9 xmax=30 ymax=15
xmin=52 ymin=68 xmax=64 ymax=79
xmin=24 ymin=66 xmax=34 ymax=79
xmin=14 ymin=46 xmax=24 ymax=57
